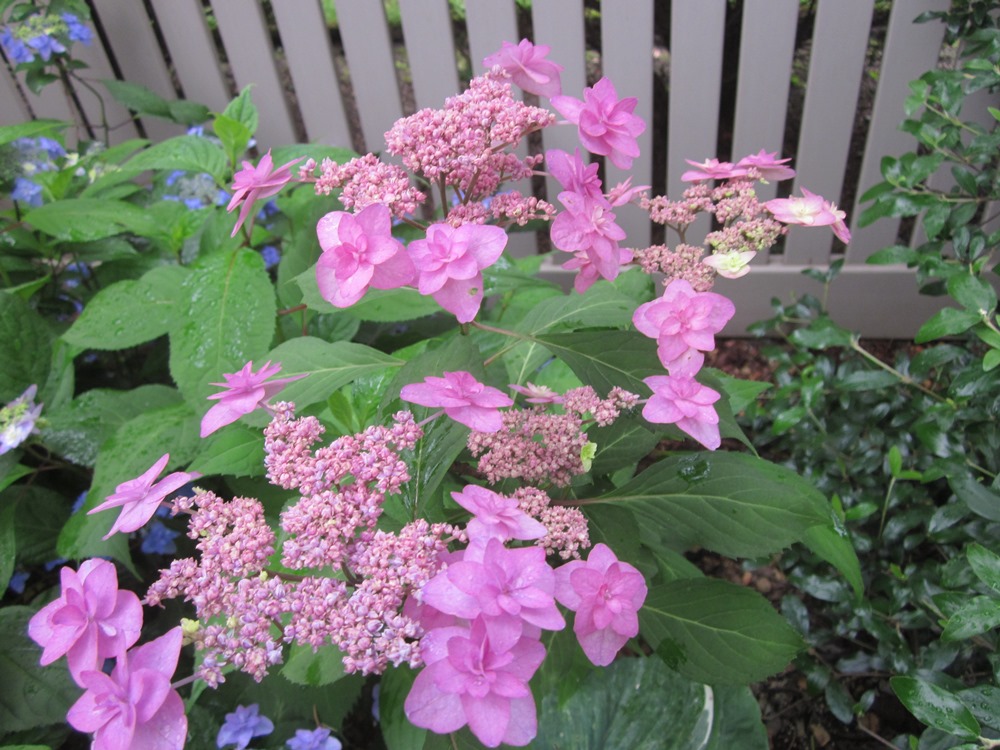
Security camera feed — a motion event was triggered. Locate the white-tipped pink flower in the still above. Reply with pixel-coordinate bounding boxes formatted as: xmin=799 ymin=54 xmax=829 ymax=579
xmin=554 ymin=543 xmax=647 ymax=666
xmin=551 ymin=77 xmax=646 ymax=170
xmin=88 ymin=453 xmax=200 ymax=539
xmin=315 ymin=203 xmax=415 ymax=307
xmin=736 ymin=149 xmax=796 ymax=181
xmin=200 ymin=360 xmax=306 ymax=438
xmin=680 ymin=158 xmax=749 ymax=183
xmin=764 ymin=188 xmax=851 ymax=243
xmin=642 ymin=374 xmax=722 ymax=450
xmin=28 ymin=559 xmax=143 ymax=684
xmin=408 ymin=222 xmax=507 ymax=323
xmin=703 ymin=249 xmax=757 ymax=279
xmin=227 ymin=150 xmax=301 ymax=237
xmin=483 ymin=39 xmax=564 ymax=98
xmin=400 ymin=371 xmax=513 ymax=433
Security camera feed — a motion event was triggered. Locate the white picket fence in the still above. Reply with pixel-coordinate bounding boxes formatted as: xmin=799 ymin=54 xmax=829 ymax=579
xmin=2 ymin=0 xmax=994 ymax=336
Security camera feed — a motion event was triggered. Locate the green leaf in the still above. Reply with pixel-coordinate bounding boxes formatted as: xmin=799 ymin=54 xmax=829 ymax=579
xmin=836 ymin=370 xmax=900 ymax=391
xmin=942 ymin=596 xmax=1000 ymax=641
xmin=915 ymin=307 xmax=981 ymax=343
xmin=802 ymin=523 xmax=864 ymax=600
xmin=0 ymin=119 xmax=65 ymax=147
xmin=536 ymin=330 xmax=663 ymax=395
xmin=188 ymin=425 xmax=265 ymax=477
xmin=221 ymin=86 xmax=259 ymax=138
xmin=705 ymin=686 xmax=769 ymax=750
xmin=280 ymin=643 xmax=346 ymax=687
xmin=40 ymin=385 xmax=181 ymax=467
xmin=950 ymin=473 xmax=1000 ymax=522
xmin=789 ymin=317 xmax=854 ymax=350
xmin=948 ymin=273 xmax=997 ymax=313
xmin=641 ymin=578 xmax=803 ymax=685
xmin=265 ymin=337 xmax=404 ymax=411
xmin=123 ymin=135 xmax=228 ymax=184
xmin=101 ymin=79 xmax=171 ymax=118
xmin=5 ymin=486 xmax=69 ymax=566
xmin=890 ymin=676 xmax=980 ymax=739
xmin=169 ymin=250 xmax=277 ymax=403
xmin=592 ymin=453 xmax=831 ymax=559
xmin=583 ymin=504 xmax=642 ymax=564
xmin=958 ymin=685 xmax=1000 ymax=731
xmin=0 ymin=293 xmax=52 ymax=403
xmin=212 ymin=114 xmax=252 ymax=166
xmin=379 ymin=666 xmax=426 ymax=750
xmin=0 ymin=502 xmax=15 ymax=594
xmin=63 ymin=265 xmax=188 ymax=350
xmin=534 ymin=657 xmax=713 ymax=750
xmin=57 ymin=403 xmax=199 ymax=566
xmin=0 ymin=607 xmax=79 ymax=731
xmin=397 ymin=415 xmax=468 ymax=523
xmin=587 ymin=418 xmax=659 ymax=477
xmin=968 ymin=543 xmax=1000 ymax=594
xmin=711 ymin=373 xmax=770 ymax=414
xmin=25 ymin=199 xmax=158 ymax=242
xmin=866 ymin=244 xmax=920 ymax=265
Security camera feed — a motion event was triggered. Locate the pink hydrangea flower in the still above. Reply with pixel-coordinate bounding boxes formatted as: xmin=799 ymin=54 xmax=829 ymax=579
xmin=509 ymin=382 xmax=563 ymax=405
xmin=28 ymin=559 xmax=143 ymax=685
xmin=408 ymin=222 xmax=508 ymax=323
xmin=551 ymin=192 xmax=628 ymax=282
xmin=560 ymin=247 xmax=632 ymax=294
xmin=764 ymin=188 xmax=851 ymax=243
xmin=680 ymin=158 xmax=749 ymax=183
xmin=88 ymin=453 xmax=200 ymax=539
xmin=452 ymin=485 xmax=547 ymax=543
xmin=642 ymin=374 xmax=722 ymax=450
xmin=66 ymin=627 xmax=187 ymax=750
xmin=200 ymin=360 xmax=307 ymax=438
xmin=551 ymin=77 xmax=646 ymax=169
xmin=400 ymin=371 xmax=513 ymax=432
xmin=545 ymin=148 xmax=604 ymax=201
xmin=483 ymin=39 xmax=563 ymax=98
xmin=702 ymin=249 xmax=757 ymax=279
xmin=632 ymin=279 xmax=736 ymax=369
xmin=315 ymin=203 xmax=415 ymax=307
xmin=227 ymin=150 xmax=301 ymax=237
xmin=404 ymin=617 xmax=545 ymax=747
xmin=735 ymin=149 xmax=796 ymax=181
xmin=553 ymin=543 xmax=647 ymax=666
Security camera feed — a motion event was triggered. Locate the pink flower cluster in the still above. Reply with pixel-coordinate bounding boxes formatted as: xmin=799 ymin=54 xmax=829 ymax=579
xmin=310 ymin=152 xmax=426 ymax=218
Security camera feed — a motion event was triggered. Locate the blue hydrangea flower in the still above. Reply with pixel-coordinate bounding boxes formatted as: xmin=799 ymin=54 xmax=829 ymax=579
xmin=183 ymin=196 xmax=204 ymax=211
xmin=61 ymin=13 xmax=92 ymax=44
xmin=141 ymin=520 xmax=180 ymax=555
xmin=286 ymin=728 xmax=342 ymax=750
xmin=216 ymin=188 xmax=231 ymax=206
xmin=8 ymin=570 xmax=30 ymax=594
xmin=217 ymin=704 xmax=274 ymax=750
xmin=35 ymin=137 xmax=66 ymax=160
xmin=261 ymin=245 xmax=281 ymax=270
xmin=1 ymin=27 xmax=34 ymax=64
xmin=187 ymin=125 xmax=205 ymax=137
xmin=26 ymin=32 xmax=66 ymax=61
xmin=11 ymin=177 xmax=42 ymax=206
xmin=165 ymin=170 xmax=185 ymax=187
xmin=0 ymin=384 xmax=42 ymax=454
xmin=257 ymin=199 xmax=280 ymax=220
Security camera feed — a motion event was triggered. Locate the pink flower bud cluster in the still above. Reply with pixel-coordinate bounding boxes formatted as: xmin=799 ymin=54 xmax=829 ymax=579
xmin=514 ymin=486 xmax=590 ymax=560
xmin=311 ymin=153 xmax=426 ymax=218
xmin=632 ymin=243 xmax=715 ymax=291
xmin=468 ymin=385 xmax=638 ymax=487
xmin=385 ymin=72 xmax=553 ymax=191
xmin=642 ymin=183 xmax=713 ymax=228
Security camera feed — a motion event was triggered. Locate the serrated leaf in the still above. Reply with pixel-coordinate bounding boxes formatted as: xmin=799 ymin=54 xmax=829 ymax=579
xmin=169 ymin=250 xmax=276 ymax=404
xmin=0 ymin=119 xmax=65 ymax=147
xmin=535 ymin=657 xmax=713 ymax=750
xmin=221 ymin=86 xmax=259 ymax=137
xmin=915 ymin=307 xmax=981 ymax=343
xmin=890 ymin=676 xmax=980 ymax=739
xmin=265 ymin=337 xmax=403 ymax=411
xmin=25 ymin=199 xmax=158 ymax=242
xmin=587 ymin=418 xmax=659 ymax=476
xmin=592 ymin=453 xmax=830 ymax=559
xmin=640 ymin=578 xmax=803 ymax=684
xmin=188 ymin=425 xmax=265 ymax=477
xmin=280 ymin=643 xmax=346 ymax=687
xmin=40 ymin=385 xmax=181 ymax=467
xmin=0 ymin=607 xmax=80 ymax=731
xmin=101 ymin=78 xmax=171 ymax=118
xmin=123 ymin=135 xmax=228 ymax=183
xmin=535 ymin=330 xmax=663 ymax=395
xmin=0 ymin=293 xmax=52 ymax=403
xmin=63 ymin=265 xmax=188 ymax=350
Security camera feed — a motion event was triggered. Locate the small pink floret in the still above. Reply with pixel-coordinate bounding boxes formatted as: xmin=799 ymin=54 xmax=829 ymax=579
xmin=483 ymin=39 xmax=564 ymax=98
xmin=200 ymin=360 xmax=307 ymax=438
xmin=87 ymin=453 xmax=200 ymax=539
xmin=735 ymin=149 xmax=796 ymax=181
xmin=551 ymin=77 xmax=646 ymax=170
xmin=452 ymin=485 xmax=547 ymax=543
xmin=400 ymin=371 xmax=513 ymax=432
xmin=680 ymin=158 xmax=750 ymax=183
xmin=642 ymin=374 xmax=722 ymax=450
xmin=764 ymin=188 xmax=851 ymax=243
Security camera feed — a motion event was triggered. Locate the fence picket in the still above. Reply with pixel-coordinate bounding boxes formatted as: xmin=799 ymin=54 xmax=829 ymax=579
xmin=784 ymin=0 xmax=874 ymax=266
xmin=270 ymin=0 xmax=351 ymax=149
xmin=398 ymin=0 xmax=460 ymax=112
xmin=0 ymin=65 xmax=30 ymax=125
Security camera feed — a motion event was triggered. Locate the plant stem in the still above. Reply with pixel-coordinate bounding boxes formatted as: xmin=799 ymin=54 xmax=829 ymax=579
xmin=849 ymin=339 xmax=949 ymax=403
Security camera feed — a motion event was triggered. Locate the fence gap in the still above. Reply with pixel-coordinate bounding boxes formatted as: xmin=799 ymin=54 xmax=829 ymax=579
xmin=714 ymin=0 xmax=742 ymax=164
xmin=650 ymin=0 xmax=670 ymax=246
xmin=138 ymin=0 xmax=184 ymax=100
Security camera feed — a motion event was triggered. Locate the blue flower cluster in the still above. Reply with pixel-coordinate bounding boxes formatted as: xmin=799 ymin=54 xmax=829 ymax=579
xmin=8 ymin=136 xmax=65 ymax=206
xmin=0 ymin=12 xmax=91 ymax=65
